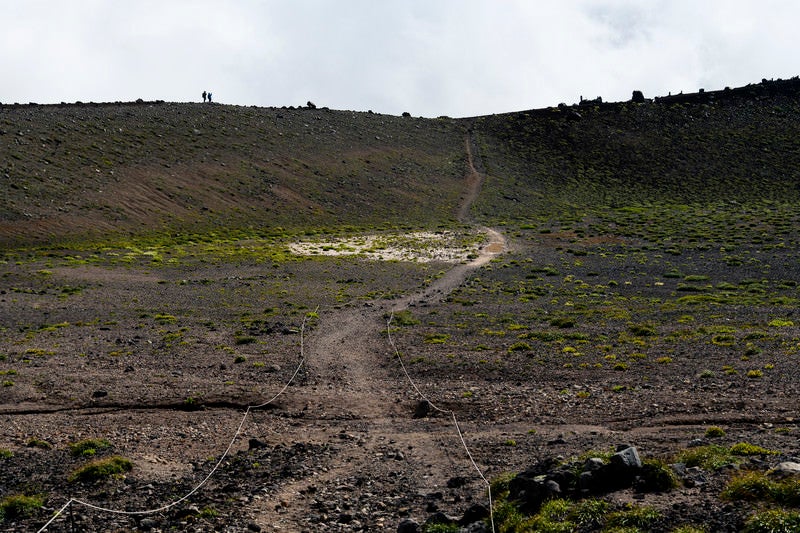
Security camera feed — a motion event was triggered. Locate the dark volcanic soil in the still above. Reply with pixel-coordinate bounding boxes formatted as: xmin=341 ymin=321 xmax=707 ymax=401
xmin=1 ymin=101 xmax=800 ymax=532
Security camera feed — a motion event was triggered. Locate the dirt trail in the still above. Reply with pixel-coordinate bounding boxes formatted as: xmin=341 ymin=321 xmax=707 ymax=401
xmin=252 ymin=136 xmax=506 ymax=530
xmin=458 ymin=132 xmax=485 ymax=222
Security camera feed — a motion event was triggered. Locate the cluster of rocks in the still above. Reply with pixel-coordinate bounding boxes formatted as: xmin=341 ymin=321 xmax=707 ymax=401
xmin=398 ymin=503 xmax=491 ymax=533
xmin=401 ymin=445 xmax=664 ymax=532
xmin=402 ymin=444 xmax=800 ymax=533
xmin=507 ymin=445 xmax=661 ymax=513
xmin=0 ymin=99 xmax=167 ymax=108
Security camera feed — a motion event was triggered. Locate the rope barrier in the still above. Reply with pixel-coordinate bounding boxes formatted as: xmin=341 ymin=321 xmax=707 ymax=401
xmin=386 ymin=310 xmax=496 ymax=533
xmin=37 ymin=285 xmax=499 ymax=531
xmin=37 ymin=308 xmax=315 ymax=532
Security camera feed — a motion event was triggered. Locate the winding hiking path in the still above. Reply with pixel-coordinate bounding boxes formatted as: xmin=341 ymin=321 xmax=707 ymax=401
xmin=252 ymin=135 xmax=507 ymax=530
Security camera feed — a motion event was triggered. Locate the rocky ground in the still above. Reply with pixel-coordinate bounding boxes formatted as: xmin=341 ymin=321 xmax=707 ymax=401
xmin=3 ymin=218 xmax=798 ymax=532
xmin=3 ymin=85 xmax=800 ymax=531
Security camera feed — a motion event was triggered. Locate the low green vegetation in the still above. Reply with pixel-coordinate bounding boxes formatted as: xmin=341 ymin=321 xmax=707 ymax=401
xmin=423 ymin=333 xmax=451 ymax=344
xmin=491 ymin=496 xmax=661 ymax=533
xmin=0 ymin=493 xmax=45 ymax=522
xmin=604 ymin=504 xmax=661 ymax=530
xmin=153 ymin=313 xmax=177 ymax=324
xmin=3 ymin=81 xmax=800 ymax=530
xmin=729 ymin=442 xmax=779 ymax=456
xmin=26 ymin=438 xmax=52 ymax=450
xmin=672 ymin=526 xmax=706 ymax=533
xmin=743 ymin=509 xmax=800 ymax=533
xmin=674 ymin=442 xmax=778 ymax=471
xmin=674 ymin=444 xmax=740 ymax=470
xmin=198 ymin=506 xmax=219 ymax=519
xmin=391 ymin=309 xmax=420 ymax=327
xmin=68 ymin=455 xmax=133 ymax=483
xmin=640 ymin=458 xmax=680 ymax=492
xmin=69 ymin=438 xmax=112 ymax=457
xmin=722 ymin=471 xmax=800 ymax=506
xmin=422 ymin=524 xmax=460 ymax=533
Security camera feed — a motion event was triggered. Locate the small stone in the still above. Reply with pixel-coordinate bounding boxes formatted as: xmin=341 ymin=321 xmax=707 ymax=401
xmin=459 ymin=503 xmax=489 ymax=525
xmin=770 ymin=461 xmax=800 ymax=478
xmin=139 ymin=518 xmax=158 ymax=531
xmin=671 ymin=463 xmax=688 ymax=477
xmin=584 ymin=457 xmax=605 ymax=471
xmin=249 ymin=438 xmax=269 ymax=450
xmin=545 ymin=479 xmax=561 ymax=494
xmin=447 ymin=476 xmax=467 ymax=488
xmin=397 ymin=518 xmax=419 ymax=533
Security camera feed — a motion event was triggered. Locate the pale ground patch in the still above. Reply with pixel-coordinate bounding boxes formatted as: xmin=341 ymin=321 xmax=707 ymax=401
xmin=287 ymin=231 xmax=484 ymax=263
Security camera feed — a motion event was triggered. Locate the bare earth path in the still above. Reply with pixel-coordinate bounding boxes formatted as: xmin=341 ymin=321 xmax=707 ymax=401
xmin=250 ymin=136 xmax=507 ymax=530
xmin=2 ymin=132 xmax=511 ymax=533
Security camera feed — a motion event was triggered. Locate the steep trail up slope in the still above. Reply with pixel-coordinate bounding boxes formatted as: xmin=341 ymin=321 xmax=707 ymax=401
xmin=251 ymin=136 xmax=506 ymax=530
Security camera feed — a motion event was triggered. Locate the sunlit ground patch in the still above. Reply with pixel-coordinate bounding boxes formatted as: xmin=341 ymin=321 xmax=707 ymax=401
xmin=288 ymin=231 xmax=484 ymax=263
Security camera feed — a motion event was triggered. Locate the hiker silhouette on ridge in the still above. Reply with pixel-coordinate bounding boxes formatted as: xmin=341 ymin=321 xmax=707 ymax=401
xmin=202 ymin=91 xmax=207 ymax=102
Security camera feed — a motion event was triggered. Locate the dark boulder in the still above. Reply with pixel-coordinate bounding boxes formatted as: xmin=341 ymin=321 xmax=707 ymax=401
xmin=508 ymin=468 xmax=561 ymax=513
xmin=413 ymin=399 xmax=432 ymax=418
xmin=397 ymin=518 xmax=419 ymax=533
xmin=459 ymin=503 xmax=490 ymax=525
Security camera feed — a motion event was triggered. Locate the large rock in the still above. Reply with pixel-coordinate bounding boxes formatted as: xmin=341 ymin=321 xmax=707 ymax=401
xmin=588 ymin=445 xmax=643 ymax=491
xmin=611 ymin=446 xmax=642 ymax=469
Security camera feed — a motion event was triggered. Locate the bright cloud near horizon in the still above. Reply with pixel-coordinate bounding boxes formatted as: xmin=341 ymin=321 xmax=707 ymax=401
xmin=3 ymin=0 xmax=797 ymax=117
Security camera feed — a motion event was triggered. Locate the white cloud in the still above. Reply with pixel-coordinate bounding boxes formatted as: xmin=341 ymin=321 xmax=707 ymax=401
xmin=2 ymin=0 xmax=798 ymax=116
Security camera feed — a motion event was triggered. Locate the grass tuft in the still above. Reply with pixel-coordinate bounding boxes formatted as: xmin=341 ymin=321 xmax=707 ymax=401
xmin=0 ymin=494 xmax=45 ymax=521
xmin=68 ymin=455 xmax=133 ymax=483
xmin=69 ymin=438 xmax=111 ymax=457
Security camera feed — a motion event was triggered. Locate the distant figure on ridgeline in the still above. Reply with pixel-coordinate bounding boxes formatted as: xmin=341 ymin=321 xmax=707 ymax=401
xmin=208 ymin=92 xmax=213 ymax=103
xmin=202 ymin=90 xmax=207 ymax=102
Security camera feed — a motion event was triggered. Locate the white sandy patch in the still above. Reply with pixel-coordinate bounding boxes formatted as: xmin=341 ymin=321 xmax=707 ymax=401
xmin=288 ymin=231 xmax=483 ymax=263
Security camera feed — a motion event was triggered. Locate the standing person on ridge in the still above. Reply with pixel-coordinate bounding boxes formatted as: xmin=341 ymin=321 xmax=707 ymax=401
xmin=202 ymin=90 xmax=207 ymax=102
xmin=208 ymin=92 xmax=213 ymax=103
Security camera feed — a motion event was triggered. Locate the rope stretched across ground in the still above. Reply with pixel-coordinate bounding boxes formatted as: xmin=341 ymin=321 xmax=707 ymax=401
xmin=37 ymin=132 xmax=506 ymax=531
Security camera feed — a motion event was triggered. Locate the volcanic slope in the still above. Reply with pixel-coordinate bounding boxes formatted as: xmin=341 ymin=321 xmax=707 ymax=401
xmin=0 ymin=102 xmax=468 ymax=246
xmin=2 ymin=78 xmax=800 ymax=531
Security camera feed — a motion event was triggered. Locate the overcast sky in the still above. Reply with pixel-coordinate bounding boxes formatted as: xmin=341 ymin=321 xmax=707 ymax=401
xmin=2 ymin=0 xmax=797 ymax=117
